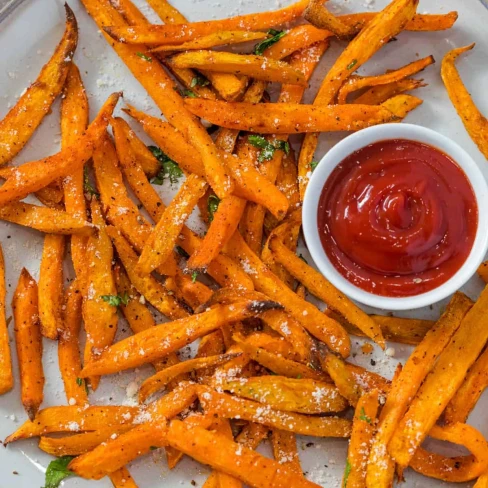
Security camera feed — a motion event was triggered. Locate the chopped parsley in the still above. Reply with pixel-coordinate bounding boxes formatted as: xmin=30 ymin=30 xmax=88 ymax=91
xmin=190 ymin=75 xmax=210 ymax=88
xmin=207 ymin=194 xmax=220 ymax=223
xmin=310 ymin=161 xmax=319 ymax=171
xmin=183 ymin=89 xmax=198 ymax=98
xmin=191 ymin=271 xmax=199 ymax=283
xmin=83 ymin=167 xmax=99 ymax=197
xmin=101 ymin=293 xmax=130 ymax=307
xmin=359 ymin=407 xmax=372 ymax=424
xmin=148 ymin=146 xmax=183 ymax=186
xmin=254 ymin=29 xmax=287 ymax=56
xmin=248 ymin=135 xmax=290 ymax=163
xmin=136 ymin=52 xmax=152 ymax=62
xmin=42 ymin=456 xmax=76 ymax=488
xmin=76 ymin=377 xmax=83 ymax=387
xmin=347 ymin=59 xmax=358 ymax=70
xmin=343 ymin=459 xmax=352 ymax=487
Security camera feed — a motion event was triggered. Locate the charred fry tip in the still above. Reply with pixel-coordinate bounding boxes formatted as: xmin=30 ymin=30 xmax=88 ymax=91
xmin=102 ymin=26 xmax=119 ymax=41
xmin=63 ymin=3 xmax=77 ymax=26
xmin=247 ymin=299 xmax=283 ymax=314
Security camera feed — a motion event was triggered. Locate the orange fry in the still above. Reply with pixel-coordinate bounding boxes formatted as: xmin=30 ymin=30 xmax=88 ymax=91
xmin=0 ymin=92 xmax=120 ymax=206
xmin=478 ymin=262 xmax=488 ymax=283
xmin=0 ymin=245 xmax=13 ymax=394
xmin=354 ymin=78 xmax=426 ymax=105
xmin=109 ymin=467 xmax=139 ymax=488
xmin=0 ymin=5 xmax=77 ymax=165
xmin=304 ymin=0 xmax=357 ymax=40
xmin=271 ymin=429 xmax=301 ymax=475
xmin=13 ymin=269 xmax=44 ymax=420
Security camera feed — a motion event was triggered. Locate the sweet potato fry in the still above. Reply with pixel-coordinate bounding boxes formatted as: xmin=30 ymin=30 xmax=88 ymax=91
xmin=38 ymin=234 xmax=65 ymax=339
xmin=138 ymin=174 xmax=207 ymax=274
xmin=444 ymin=346 xmax=488 ymax=424
xmin=475 ymin=472 xmax=488 ymax=488
xmin=12 ymin=269 xmax=44 ymax=420
xmin=145 ymin=0 xmax=186 ymax=23
xmin=104 ymin=1 xmax=308 ymax=44
xmin=478 ymin=262 xmax=488 ymax=283
xmin=38 ymin=426 xmax=134 ymax=456
xmin=344 ymin=390 xmax=379 ymax=488
xmin=4 ymin=405 xmax=140 ymax=444
xmin=0 ymin=245 xmax=13 ymax=395
xmin=337 ymin=55 xmax=434 ymax=104
xmin=150 ymin=31 xmax=268 ymax=53
xmin=327 ymin=310 xmax=435 ymax=345
xmin=441 ymin=44 xmax=488 ymax=158
xmin=354 ymin=78 xmax=426 ymax=105
xmin=109 ymin=467 xmax=139 ymax=488
xmin=185 ymin=99 xmax=403 ymax=133
xmin=297 ymin=0 xmax=418 ymax=200
xmin=409 ymin=423 xmax=488 ymax=482
xmin=224 ymin=231 xmax=350 ymax=357
xmin=346 ymin=362 xmax=390 ymax=396
xmin=81 ymin=0 xmax=233 ymax=199
xmin=0 ymin=202 xmax=93 ymax=235
xmin=170 ymin=267 xmax=213 ymax=311
xmin=0 ymin=4 xmax=77 ymax=165
xmin=139 ymin=353 xmax=240 ymax=402
xmin=62 ymin=63 xmax=89 ymax=290
xmin=80 ymin=299 xmax=281 ymax=377
xmin=199 ymin=388 xmax=351 ymax=437
xmin=107 ymin=228 xmax=187 ymax=320
xmin=304 ymin=0 xmax=357 ymax=40
xmin=322 ymin=352 xmax=362 ymax=406
xmin=243 ymin=330 xmax=302 ymax=363
xmin=0 ymin=92 xmax=120 ymax=206
xmin=388 ymin=286 xmax=488 ymax=468
xmin=168 ymin=420 xmax=322 ymax=488
xmin=270 ymin=236 xmax=385 ymax=348
xmin=381 ymin=93 xmax=423 ymax=119
xmin=82 ymin=198 xmax=118 ymax=390
xmin=221 ymin=375 xmax=346 ymax=414
xmin=169 ymin=51 xmax=306 ymax=86
xmin=58 ymin=281 xmax=88 ymax=406
xmin=271 ymin=429 xmax=301 ymax=475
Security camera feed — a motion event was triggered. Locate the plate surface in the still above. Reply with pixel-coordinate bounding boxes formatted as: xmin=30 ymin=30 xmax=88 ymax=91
xmin=0 ymin=0 xmax=487 ymax=487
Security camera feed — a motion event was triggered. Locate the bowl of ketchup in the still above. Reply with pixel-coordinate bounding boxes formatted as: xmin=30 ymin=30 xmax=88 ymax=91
xmin=303 ymin=123 xmax=488 ymax=310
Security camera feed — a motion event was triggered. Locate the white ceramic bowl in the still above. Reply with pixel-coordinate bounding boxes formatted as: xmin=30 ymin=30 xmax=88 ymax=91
xmin=303 ymin=123 xmax=488 ymax=311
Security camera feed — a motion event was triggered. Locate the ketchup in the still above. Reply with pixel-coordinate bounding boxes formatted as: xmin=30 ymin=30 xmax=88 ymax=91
xmin=317 ymin=139 xmax=478 ymax=297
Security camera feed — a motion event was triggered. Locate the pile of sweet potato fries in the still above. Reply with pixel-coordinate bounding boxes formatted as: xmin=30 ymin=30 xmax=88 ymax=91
xmin=1 ymin=0 xmax=488 ymax=487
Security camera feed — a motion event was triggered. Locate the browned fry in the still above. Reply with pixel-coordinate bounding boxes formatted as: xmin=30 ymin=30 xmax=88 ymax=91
xmin=354 ymin=78 xmax=426 ymax=105
xmin=304 ymin=0 xmax=357 ymax=39
xmin=13 ymin=269 xmax=44 ymax=420
xmin=38 ymin=234 xmax=65 ymax=340
xmin=0 ymin=244 xmax=13 ymax=394
xmin=58 ymin=281 xmax=88 ymax=405
xmin=0 ymin=5 xmax=77 ymax=165
xmin=109 ymin=467 xmax=139 ymax=488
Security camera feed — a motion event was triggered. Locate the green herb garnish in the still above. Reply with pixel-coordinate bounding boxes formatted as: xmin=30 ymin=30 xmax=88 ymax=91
xmin=76 ymin=377 xmax=83 ymax=387
xmin=310 ymin=161 xmax=319 ymax=171
xmin=83 ymin=167 xmax=99 ymax=197
xmin=207 ymin=195 xmax=221 ymax=223
xmin=343 ymin=459 xmax=352 ymax=487
xmin=254 ymin=29 xmax=287 ymax=56
xmin=183 ymin=89 xmax=198 ymax=98
xmin=191 ymin=271 xmax=199 ymax=283
xmin=136 ymin=52 xmax=152 ymax=62
xmin=101 ymin=292 xmax=130 ymax=307
xmin=347 ymin=59 xmax=358 ymax=70
xmin=248 ymin=135 xmax=290 ymax=163
xmin=42 ymin=456 xmax=76 ymax=488
xmin=190 ymin=75 xmax=210 ymax=88
xmin=359 ymin=407 xmax=372 ymax=424
xmin=148 ymin=146 xmax=183 ymax=186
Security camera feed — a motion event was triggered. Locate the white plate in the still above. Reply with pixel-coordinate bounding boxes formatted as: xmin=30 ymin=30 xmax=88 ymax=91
xmin=0 ymin=0 xmax=487 ymax=487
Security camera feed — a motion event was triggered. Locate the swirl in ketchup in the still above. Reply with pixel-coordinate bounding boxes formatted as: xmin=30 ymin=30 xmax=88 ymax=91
xmin=318 ymin=139 xmax=478 ymax=297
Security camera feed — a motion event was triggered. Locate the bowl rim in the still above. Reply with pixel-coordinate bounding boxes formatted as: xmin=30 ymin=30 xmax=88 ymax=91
xmin=302 ymin=123 xmax=488 ymax=311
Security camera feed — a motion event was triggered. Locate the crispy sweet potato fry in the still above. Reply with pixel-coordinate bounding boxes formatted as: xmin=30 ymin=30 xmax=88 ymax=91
xmin=62 ymin=63 xmax=89 ymax=289
xmin=169 ymin=268 xmax=213 ymax=311
xmin=0 ymin=245 xmax=13 ymax=395
xmin=388 ymin=286 xmax=488 ymax=467
xmin=224 ymin=231 xmax=350 ymax=357
xmin=109 ymin=467 xmax=139 ymax=488
xmin=81 ymin=0 xmax=233 ymax=199
xmin=304 ymin=0 xmax=357 ymax=40
xmin=271 ymin=429 xmax=301 ymax=475
xmin=4 ymin=405 xmax=140 ymax=444
xmin=0 ymin=5 xmax=77 ymax=166
xmin=343 ymin=390 xmax=379 ymax=488
xmin=327 ymin=309 xmax=435 ymax=345
xmin=441 ymin=44 xmax=488 ymax=158
xmin=475 ymin=472 xmax=488 ymax=488
xmin=184 ymin=98 xmax=402 ymax=133
xmin=104 ymin=1 xmax=308 ymax=44
xmin=13 ymin=269 xmax=44 ymax=420
xmin=199 ymin=388 xmax=351 ymax=437
xmin=80 ymin=299 xmax=281 ymax=377
xmin=0 ymin=92 xmax=120 ymax=206
xmin=337 ymin=55 xmax=434 ymax=104
xmin=381 ymin=93 xmax=423 ymax=119
xmin=478 ymin=262 xmax=488 ymax=283
xmin=354 ymin=78 xmax=426 ymax=105
xmin=409 ymin=423 xmax=488 ymax=482
xmin=444 ymin=346 xmax=488 ymax=424
xmin=297 ymin=0 xmax=418 ymax=200
xmin=146 ymin=0 xmax=186 ymax=23
xmin=82 ymin=198 xmax=118 ymax=390
xmin=139 ymin=353 xmax=240 ymax=402
xmin=0 ymin=202 xmax=93 ymax=235
xmin=150 ymin=31 xmax=268 ymax=53
xmin=168 ymin=51 xmax=306 ymax=86
xmin=138 ymin=174 xmax=207 ymax=274
xmin=168 ymin=420 xmax=323 ymax=488
xmin=221 ymin=375 xmax=346 ymax=414
xmin=58 ymin=281 xmax=88 ymax=405
xmin=322 ymin=352 xmax=362 ymax=406
xmin=38 ymin=234 xmax=65 ymax=339
xmin=270 ymin=236 xmax=384 ymax=348
xmin=107 ymin=227 xmax=187 ymax=319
